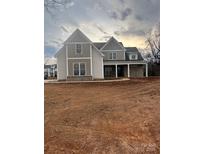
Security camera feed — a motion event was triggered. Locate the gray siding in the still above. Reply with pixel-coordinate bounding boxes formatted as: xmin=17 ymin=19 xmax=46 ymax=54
xmin=68 ymin=59 xmax=91 ymax=76
xmin=56 ymin=46 xmax=66 ymax=80
xmin=102 ymin=51 xmax=125 ymax=60
xmin=67 ymin=44 xmax=91 ymax=58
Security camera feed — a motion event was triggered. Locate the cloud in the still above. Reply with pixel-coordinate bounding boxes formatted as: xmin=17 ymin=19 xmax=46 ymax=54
xmin=114 ymin=26 xmax=146 ymax=37
xmin=135 ymin=15 xmax=144 ymax=21
xmin=109 ymin=11 xmax=118 ymax=20
xmin=45 ymin=0 xmax=160 ymax=56
xmin=100 ymin=35 xmax=111 ymax=41
xmin=108 ymin=8 xmax=132 ymax=21
xmin=95 ymin=24 xmax=108 ymax=35
xmin=114 ymin=31 xmax=120 ymax=36
xmin=65 ymin=0 xmax=75 ymax=8
xmin=121 ymin=8 xmax=132 ymax=20
xmin=60 ymin=25 xmax=69 ymax=33
xmin=118 ymin=0 xmax=125 ymax=4
xmin=51 ymin=40 xmax=61 ymax=44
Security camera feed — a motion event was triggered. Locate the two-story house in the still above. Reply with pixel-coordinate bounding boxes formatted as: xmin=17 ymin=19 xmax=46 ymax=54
xmin=55 ymin=29 xmax=148 ymax=80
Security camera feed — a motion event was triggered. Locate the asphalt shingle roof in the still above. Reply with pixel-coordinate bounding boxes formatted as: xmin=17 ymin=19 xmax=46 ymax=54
xmin=125 ymin=47 xmax=144 ymax=61
xmin=93 ymin=42 xmax=124 ymax=50
xmin=93 ymin=42 xmax=106 ymax=50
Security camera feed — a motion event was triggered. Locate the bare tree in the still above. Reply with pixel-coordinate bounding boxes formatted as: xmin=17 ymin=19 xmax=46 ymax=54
xmin=146 ymin=22 xmax=160 ymax=63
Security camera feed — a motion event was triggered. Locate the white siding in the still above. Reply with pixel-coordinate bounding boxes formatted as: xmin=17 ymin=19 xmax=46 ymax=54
xmin=92 ymin=46 xmax=104 ymax=79
xmin=56 ymin=46 xmax=66 ymax=80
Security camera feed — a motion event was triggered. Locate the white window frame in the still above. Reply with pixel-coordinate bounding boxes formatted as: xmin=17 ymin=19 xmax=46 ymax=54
xmin=75 ymin=44 xmax=82 ymax=55
xmin=109 ymin=52 xmax=117 ymax=60
xmin=129 ymin=54 xmax=138 ymax=60
xmin=73 ymin=63 xmax=86 ymax=76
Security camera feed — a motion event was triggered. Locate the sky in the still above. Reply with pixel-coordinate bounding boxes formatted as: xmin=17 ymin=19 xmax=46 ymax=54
xmin=44 ymin=0 xmax=160 ymax=57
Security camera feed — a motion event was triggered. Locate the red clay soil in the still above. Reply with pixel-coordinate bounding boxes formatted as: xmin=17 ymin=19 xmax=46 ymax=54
xmin=45 ymin=78 xmax=160 ymax=154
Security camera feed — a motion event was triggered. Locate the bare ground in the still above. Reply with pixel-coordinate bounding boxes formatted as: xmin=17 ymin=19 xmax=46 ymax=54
xmin=45 ymin=78 xmax=160 ymax=154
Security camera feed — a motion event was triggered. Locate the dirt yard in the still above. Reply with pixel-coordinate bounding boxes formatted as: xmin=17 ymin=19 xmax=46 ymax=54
xmin=45 ymin=78 xmax=160 ymax=154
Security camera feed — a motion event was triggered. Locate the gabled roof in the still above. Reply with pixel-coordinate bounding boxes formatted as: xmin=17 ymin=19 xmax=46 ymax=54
xmin=93 ymin=42 xmax=106 ymax=50
xmin=93 ymin=42 xmax=124 ymax=50
xmin=100 ymin=37 xmax=125 ymax=50
xmin=54 ymin=45 xmax=65 ymax=58
xmin=125 ymin=47 xmax=144 ymax=60
xmin=91 ymin=44 xmax=104 ymax=57
xmin=64 ymin=29 xmax=92 ymax=43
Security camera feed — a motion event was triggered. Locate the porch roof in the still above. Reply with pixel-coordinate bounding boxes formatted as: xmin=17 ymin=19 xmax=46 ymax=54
xmin=103 ymin=60 xmax=147 ymax=65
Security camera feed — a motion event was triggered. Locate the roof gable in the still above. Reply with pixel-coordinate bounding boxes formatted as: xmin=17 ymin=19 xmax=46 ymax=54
xmin=93 ymin=42 xmax=106 ymax=50
xmin=54 ymin=46 xmax=65 ymax=58
xmin=64 ymin=29 xmax=92 ymax=43
xmin=101 ymin=37 xmax=124 ymax=50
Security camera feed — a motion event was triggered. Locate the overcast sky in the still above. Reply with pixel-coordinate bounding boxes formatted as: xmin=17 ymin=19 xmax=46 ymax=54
xmin=45 ymin=0 xmax=160 ymax=57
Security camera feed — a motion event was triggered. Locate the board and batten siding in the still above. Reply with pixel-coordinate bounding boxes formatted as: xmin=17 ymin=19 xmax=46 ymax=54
xmin=92 ymin=46 xmax=104 ymax=79
xmin=67 ymin=44 xmax=90 ymax=58
xmin=102 ymin=51 xmax=125 ymax=60
xmin=56 ymin=46 xmax=67 ymax=80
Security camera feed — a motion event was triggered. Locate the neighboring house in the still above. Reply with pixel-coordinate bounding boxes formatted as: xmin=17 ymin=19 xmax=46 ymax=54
xmin=55 ymin=29 xmax=148 ymax=81
xmin=44 ymin=57 xmax=57 ymax=79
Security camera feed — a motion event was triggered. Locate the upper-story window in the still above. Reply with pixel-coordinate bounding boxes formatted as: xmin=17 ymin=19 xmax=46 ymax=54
xmin=109 ymin=52 xmax=117 ymax=60
xmin=129 ymin=54 xmax=138 ymax=60
xmin=76 ymin=44 xmax=82 ymax=54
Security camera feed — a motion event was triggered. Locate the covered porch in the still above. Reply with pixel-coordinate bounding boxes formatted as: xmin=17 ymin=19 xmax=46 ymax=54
xmin=103 ymin=61 xmax=148 ymax=79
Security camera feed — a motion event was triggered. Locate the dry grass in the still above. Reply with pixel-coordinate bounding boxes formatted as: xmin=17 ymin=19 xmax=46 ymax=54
xmin=45 ymin=78 xmax=160 ymax=154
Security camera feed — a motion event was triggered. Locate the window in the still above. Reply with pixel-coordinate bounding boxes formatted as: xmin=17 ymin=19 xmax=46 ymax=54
xmin=73 ymin=63 xmax=86 ymax=76
xmin=131 ymin=55 xmax=136 ymax=59
xmin=130 ymin=54 xmax=138 ymax=60
xmin=109 ymin=53 xmax=112 ymax=59
xmin=80 ymin=63 xmax=85 ymax=75
xmin=109 ymin=52 xmax=117 ymax=60
xmin=74 ymin=63 xmax=79 ymax=75
xmin=76 ymin=44 xmax=82 ymax=54
xmin=113 ymin=53 xmax=116 ymax=59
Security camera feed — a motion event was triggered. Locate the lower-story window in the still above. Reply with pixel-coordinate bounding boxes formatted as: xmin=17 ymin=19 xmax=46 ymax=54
xmin=73 ymin=63 xmax=86 ymax=76
xmin=80 ymin=63 xmax=85 ymax=75
xmin=74 ymin=63 xmax=79 ymax=75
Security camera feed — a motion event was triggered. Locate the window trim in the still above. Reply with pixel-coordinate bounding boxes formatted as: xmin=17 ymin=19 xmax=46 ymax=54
xmin=73 ymin=63 xmax=86 ymax=76
xmin=73 ymin=63 xmax=79 ymax=76
xmin=109 ymin=52 xmax=117 ymax=60
xmin=129 ymin=54 xmax=138 ymax=60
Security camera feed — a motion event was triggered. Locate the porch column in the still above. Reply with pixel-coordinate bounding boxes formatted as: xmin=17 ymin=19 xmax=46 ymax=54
xmin=53 ymin=66 xmax=55 ymax=77
xmin=145 ymin=63 xmax=148 ymax=77
xmin=47 ymin=68 xmax=50 ymax=77
xmin=115 ymin=64 xmax=118 ymax=78
xmin=127 ymin=64 xmax=130 ymax=78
